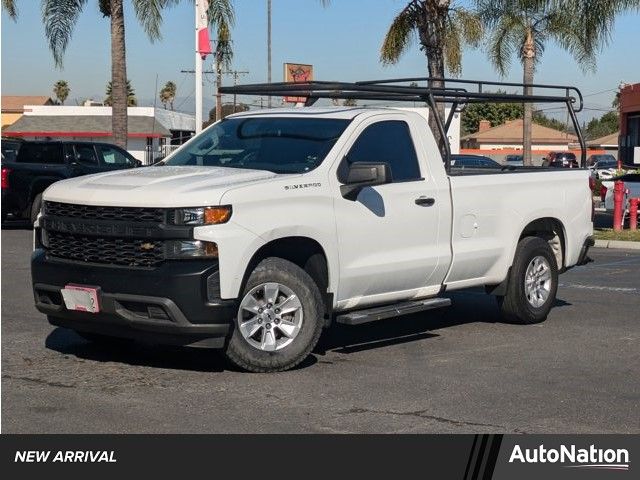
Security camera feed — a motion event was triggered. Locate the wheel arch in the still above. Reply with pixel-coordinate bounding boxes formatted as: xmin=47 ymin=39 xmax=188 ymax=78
xmin=240 ymin=236 xmax=334 ymax=322
xmin=518 ymin=217 xmax=567 ymax=271
xmin=487 ymin=217 xmax=567 ymax=296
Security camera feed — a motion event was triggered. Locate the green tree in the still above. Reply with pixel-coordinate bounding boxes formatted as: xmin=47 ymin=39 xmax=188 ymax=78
xmin=584 ymin=111 xmax=619 ymax=140
xmin=53 ymin=80 xmax=70 ymax=105
xmin=159 ymin=80 xmax=177 ymax=110
xmin=380 ymin=1 xmax=482 ymax=144
xmin=461 ymin=91 xmax=523 ymax=134
xmin=206 ymin=103 xmax=249 ymax=127
xmin=2 ymin=0 xmax=235 ymax=149
xmin=105 ymin=79 xmax=137 ymax=107
xmin=476 ymin=0 xmax=640 ymax=166
xmin=532 ymin=111 xmax=570 ymax=133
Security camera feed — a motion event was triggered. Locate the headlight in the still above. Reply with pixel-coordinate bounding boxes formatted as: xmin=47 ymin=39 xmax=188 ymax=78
xmin=172 ymin=206 xmax=232 ymax=226
xmin=165 ymin=240 xmax=218 ymax=259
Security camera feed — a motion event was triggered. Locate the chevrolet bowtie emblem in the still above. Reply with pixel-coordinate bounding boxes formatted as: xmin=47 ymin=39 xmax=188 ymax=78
xmin=140 ymin=242 xmax=155 ymax=251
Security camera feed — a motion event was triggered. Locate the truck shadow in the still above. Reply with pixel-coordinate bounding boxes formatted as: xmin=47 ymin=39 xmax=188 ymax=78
xmin=45 ymin=328 xmax=230 ymax=373
xmin=44 ymin=289 xmax=572 ymax=372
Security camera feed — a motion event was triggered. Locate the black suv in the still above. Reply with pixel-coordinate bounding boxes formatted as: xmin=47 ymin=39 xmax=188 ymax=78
xmin=548 ymin=152 xmax=579 ymax=168
xmin=2 ymin=140 xmax=141 ymax=224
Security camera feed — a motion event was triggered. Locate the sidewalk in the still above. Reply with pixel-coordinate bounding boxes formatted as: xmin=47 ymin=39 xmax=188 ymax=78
xmin=594 ymin=239 xmax=640 ymax=250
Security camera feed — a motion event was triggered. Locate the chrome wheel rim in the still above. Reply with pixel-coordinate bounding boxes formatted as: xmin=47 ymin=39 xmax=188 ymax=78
xmin=237 ymin=282 xmax=303 ymax=352
xmin=524 ymin=256 xmax=552 ymax=308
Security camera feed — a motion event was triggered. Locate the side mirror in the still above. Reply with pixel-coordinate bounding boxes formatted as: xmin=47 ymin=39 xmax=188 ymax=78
xmin=340 ymin=162 xmax=392 ymax=201
xmin=135 ymin=159 xmax=143 ymax=167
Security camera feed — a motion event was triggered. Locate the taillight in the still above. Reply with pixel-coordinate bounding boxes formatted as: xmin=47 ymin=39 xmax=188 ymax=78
xmin=600 ymin=185 xmax=608 ymax=202
xmin=589 ymin=177 xmax=595 ymax=192
xmin=1 ymin=167 xmax=10 ymax=190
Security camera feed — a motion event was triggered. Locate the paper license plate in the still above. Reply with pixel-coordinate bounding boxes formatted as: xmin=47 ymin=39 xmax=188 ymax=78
xmin=61 ymin=285 xmax=100 ymax=313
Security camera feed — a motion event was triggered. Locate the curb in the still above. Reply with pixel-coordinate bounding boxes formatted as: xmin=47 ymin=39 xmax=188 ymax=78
xmin=594 ymin=239 xmax=640 ymax=250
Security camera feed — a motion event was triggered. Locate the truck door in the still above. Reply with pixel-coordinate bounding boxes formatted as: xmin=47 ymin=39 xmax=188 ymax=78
xmin=71 ymin=144 xmax=103 ymax=176
xmin=331 ymin=114 xmax=450 ymax=307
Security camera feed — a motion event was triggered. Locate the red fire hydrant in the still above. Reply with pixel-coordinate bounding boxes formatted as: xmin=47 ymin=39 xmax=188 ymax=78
xmin=613 ymin=180 xmax=626 ymax=232
xmin=630 ymin=198 xmax=639 ymax=231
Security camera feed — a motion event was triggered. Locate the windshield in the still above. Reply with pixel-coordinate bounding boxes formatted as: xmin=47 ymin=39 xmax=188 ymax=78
xmin=163 ymin=117 xmax=350 ymax=174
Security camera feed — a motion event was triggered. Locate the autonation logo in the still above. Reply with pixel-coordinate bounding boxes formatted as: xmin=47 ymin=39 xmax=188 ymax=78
xmin=509 ymin=444 xmax=630 ymax=471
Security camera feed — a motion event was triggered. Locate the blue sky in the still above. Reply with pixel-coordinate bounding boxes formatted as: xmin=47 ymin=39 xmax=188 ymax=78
xmin=2 ymin=0 xmax=639 ymax=121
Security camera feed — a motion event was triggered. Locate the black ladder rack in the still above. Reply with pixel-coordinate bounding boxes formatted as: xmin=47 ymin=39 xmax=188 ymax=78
xmin=220 ymin=77 xmax=587 ymax=170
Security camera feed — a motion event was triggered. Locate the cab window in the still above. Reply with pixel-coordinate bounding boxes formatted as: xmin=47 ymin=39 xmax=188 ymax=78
xmin=97 ymin=145 xmax=132 ymax=166
xmin=345 ymin=121 xmax=422 ymax=182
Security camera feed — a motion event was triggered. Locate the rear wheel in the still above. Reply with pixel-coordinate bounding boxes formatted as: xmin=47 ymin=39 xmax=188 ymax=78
xmin=224 ymin=258 xmax=324 ymax=373
xmin=499 ymin=236 xmax=558 ymax=324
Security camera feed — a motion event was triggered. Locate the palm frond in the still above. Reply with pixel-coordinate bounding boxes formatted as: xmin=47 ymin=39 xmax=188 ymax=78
xmin=132 ymin=0 xmax=180 ymax=42
xmin=452 ymin=8 xmax=483 ymax=47
xmin=487 ymin=15 xmax=521 ymax=76
xmin=443 ymin=16 xmax=462 ymax=76
xmin=2 ymin=0 xmax=17 ymax=19
xmin=207 ymin=0 xmax=235 ymax=29
xmin=42 ymin=0 xmax=88 ymax=67
xmin=380 ymin=5 xmax=420 ymax=65
xmin=215 ymin=18 xmax=233 ymax=70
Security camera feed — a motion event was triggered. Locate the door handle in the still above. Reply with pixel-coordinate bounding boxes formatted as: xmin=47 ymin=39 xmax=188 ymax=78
xmin=415 ymin=196 xmax=435 ymax=207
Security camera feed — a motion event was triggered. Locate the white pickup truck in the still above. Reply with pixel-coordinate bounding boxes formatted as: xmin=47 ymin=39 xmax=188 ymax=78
xmin=32 ymin=102 xmax=594 ymax=372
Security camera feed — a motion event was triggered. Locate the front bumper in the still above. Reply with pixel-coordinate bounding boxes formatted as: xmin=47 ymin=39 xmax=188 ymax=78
xmin=31 ymin=249 xmax=235 ymax=348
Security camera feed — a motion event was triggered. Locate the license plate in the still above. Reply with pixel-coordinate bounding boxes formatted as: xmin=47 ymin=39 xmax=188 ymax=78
xmin=61 ymin=285 xmax=101 ymax=313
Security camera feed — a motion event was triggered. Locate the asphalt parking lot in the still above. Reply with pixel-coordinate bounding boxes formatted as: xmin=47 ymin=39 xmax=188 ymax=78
xmin=2 ymin=226 xmax=639 ymax=433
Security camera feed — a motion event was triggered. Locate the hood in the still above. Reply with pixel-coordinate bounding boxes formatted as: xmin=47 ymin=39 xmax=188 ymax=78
xmin=43 ymin=166 xmax=279 ymax=207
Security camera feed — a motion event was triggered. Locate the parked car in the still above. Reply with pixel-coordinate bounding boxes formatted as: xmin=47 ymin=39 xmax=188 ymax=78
xmin=601 ymin=173 xmax=640 ymax=213
xmin=2 ymin=140 xmax=141 ymax=224
xmin=451 ymin=154 xmax=501 ymax=169
xmin=587 ymin=153 xmax=616 ymax=168
xmin=504 ymin=154 xmax=524 ymax=167
xmin=549 ymin=152 xmax=579 ymax=168
xmin=589 ymin=157 xmax=620 ymax=180
xmin=32 ymin=104 xmax=594 ymax=372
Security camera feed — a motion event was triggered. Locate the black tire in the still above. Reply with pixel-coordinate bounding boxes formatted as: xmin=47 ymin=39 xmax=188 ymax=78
xmin=30 ymin=193 xmax=43 ymax=225
xmin=224 ymin=257 xmax=324 ymax=373
xmin=499 ymin=236 xmax=558 ymax=325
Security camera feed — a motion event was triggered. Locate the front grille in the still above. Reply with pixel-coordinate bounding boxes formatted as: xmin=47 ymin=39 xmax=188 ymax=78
xmin=44 ymin=201 xmax=165 ymax=223
xmin=46 ymin=231 xmax=164 ymax=268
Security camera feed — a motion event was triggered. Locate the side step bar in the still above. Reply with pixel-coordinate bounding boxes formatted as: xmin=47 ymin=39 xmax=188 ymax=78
xmin=335 ymin=298 xmax=452 ymax=326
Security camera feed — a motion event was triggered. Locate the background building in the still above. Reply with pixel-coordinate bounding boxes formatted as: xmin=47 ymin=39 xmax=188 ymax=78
xmin=3 ymin=105 xmax=195 ymax=163
xmin=461 ymin=119 xmax=577 ymax=152
xmin=619 ymin=83 xmax=640 ymax=165
xmin=1 ymin=96 xmax=53 ymax=128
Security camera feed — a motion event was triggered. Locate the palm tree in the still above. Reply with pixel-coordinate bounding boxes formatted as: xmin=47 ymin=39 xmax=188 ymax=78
xmin=214 ymin=19 xmax=234 ymax=121
xmin=105 ymin=79 xmax=137 ymax=107
xmin=476 ymin=0 xmax=640 ymax=166
xmin=53 ymin=80 xmax=70 ymax=105
xmin=159 ymin=80 xmax=177 ymax=110
xmin=1 ymin=0 xmax=176 ymax=148
xmin=380 ymin=1 xmax=482 ymax=145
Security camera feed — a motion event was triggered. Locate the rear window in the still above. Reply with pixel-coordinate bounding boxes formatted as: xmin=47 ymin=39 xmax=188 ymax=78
xmin=16 ymin=143 xmax=64 ymax=164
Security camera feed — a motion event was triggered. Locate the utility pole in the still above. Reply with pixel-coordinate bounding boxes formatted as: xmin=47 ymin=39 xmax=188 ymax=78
xmin=181 ymin=68 xmax=215 ymax=122
xmin=195 ymin=1 xmax=203 ymax=133
xmin=223 ymin=70 xmax=249 ymax=110
xmin=267 ymin=0 xmax=272 ymax=108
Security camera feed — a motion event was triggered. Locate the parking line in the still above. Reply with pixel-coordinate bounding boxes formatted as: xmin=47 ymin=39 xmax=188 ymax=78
xmin=559 ymin=283 xmax=637 ymax=293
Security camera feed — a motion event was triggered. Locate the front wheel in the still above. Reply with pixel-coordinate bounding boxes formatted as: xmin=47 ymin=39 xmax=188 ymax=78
xmin=499 ymin=236 xmax=559 ymax=324
xmin=224 ymin=258 xmax=324 ymax=373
